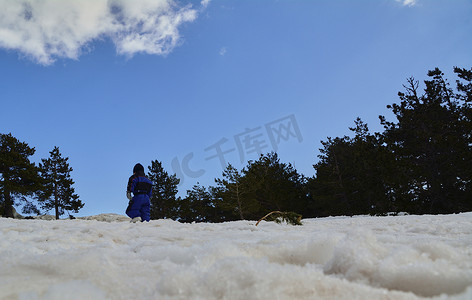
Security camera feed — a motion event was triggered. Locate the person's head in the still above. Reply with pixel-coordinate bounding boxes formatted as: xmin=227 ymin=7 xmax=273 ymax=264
xmin=133 ymin=163 xmax=145 ymax=176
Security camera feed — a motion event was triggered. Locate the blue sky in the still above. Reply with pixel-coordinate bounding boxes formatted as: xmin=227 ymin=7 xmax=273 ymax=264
xmin=0 ymin=0 xmax=471 ymax=217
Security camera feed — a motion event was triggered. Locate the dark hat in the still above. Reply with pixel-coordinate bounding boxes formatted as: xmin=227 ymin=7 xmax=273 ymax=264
xmin=133 ymin=163 xmax=144 ymax=174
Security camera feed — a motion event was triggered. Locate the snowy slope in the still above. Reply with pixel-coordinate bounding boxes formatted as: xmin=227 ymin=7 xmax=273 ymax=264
xmin=1 ymin=213 xmax=471 ymax=300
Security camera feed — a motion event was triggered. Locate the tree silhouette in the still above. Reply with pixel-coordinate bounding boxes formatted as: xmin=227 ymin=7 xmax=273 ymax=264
xmin=37 ymin=146 xmax=83 ymax=219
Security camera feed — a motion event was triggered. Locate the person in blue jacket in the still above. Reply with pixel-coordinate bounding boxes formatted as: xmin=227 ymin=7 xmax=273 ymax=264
xmin=126 ymin=163 xmax=152 ymax=222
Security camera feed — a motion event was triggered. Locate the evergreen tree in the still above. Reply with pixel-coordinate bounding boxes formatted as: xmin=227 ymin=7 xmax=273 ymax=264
xmin=179 ymin=184 xmax=215 ymax=223
xmin=147 ymin=160 xmax=180 ymax=220
xmin=380 ymin=68 xmax=472 ymax=213
xmin=242 ymin=152 xmax=308 ymax=219
xmin=309 ymin=119 xmax=394 ymax=217
xmin=176 ymin=183 xmax=232 ymax=223
xmin=453 ymin=66 xmax=472 ymax=211
xmin=310 ymin=67 xmax=472 ymax=216
xmin=37 ymin=146 xmax=84 ymax=219
xmin=214 ymin=164 xmax=251 ymax=220
xmin=309 ymin=136 xmax=351 ymax=216
xmin=348 ymin=120 xmax=397 ymax=215
xmin=0 ymin=133 xmax=42 ymax=218
xmin=208 ymin=185 xmax=236 ymax=222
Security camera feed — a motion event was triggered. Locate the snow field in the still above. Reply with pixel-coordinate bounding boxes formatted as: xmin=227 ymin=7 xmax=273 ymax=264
xmin=1 ymin=213 xmax=471 ymax=299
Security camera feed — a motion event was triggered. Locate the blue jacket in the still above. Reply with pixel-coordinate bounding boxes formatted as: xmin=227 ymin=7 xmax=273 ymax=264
xmin=126 ymin=173 xmax=153 ymax=221
xmin=127 ymin=174 xmax=152 ymax=198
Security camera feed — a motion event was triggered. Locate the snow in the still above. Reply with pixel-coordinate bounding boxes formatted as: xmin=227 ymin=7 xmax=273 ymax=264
xmin=1 ymin=213 xmax=472 ymax=300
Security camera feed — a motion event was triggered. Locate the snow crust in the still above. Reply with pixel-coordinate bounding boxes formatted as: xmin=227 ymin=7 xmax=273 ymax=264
xmin=1 ymin=213 xmax=471 ymax=299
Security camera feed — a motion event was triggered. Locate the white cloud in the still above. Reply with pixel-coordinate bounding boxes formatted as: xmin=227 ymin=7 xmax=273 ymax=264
xmin=0 ymin=0 xmax=206 ymax=65
xmin=395 ymin=0 xmax=417 ymax=7
xmin=219 ymin=46 xmax=227 ymax=56
xmin=201 ymin=0 xmax=211 ymax=9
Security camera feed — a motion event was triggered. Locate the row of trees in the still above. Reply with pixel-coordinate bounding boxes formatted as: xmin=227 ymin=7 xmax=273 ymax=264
xmin=2 ymin=67 xmax=471 ymax=221
xmin=148 ymin=152 xmax=311 ymax=222
xmin=309 ymin=67 xmax=472 ymax=216
xmin=0 ymin=136 xmax=83 ymax=219
xmin=149 ymin=67 xmax=472 ymax=221
xmin=146 ymin=152 xmax=309 ymax=222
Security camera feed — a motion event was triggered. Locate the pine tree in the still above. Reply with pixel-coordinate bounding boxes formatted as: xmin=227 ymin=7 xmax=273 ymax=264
xmin=37 ymin=146 xmax=83 ymax=219
xmin=0 ymin=133 xmax=42 ymax=218
xmin=147 ymin=160 xmax=180 ymax=220
xmin=310 ymin=67 xmax=472 ymax=216
xmin=180 ymin=184 xmax=214 ymax=223
xmin=309 ymin=119 xmax=394 ymax=217
xmin=214 ymin=164 xmax=250 ymax=220
xmin=242 ymin=152 xmax=308 ymax=219
xmin=309 ymin=136 xmax=352 ymax=216
xmin=380 ymin=68 xmax=472 ymax=213
xmin=208 ymin=185 xmax=235 ymax=222
xmin=453 ymin=66 xmax=472 ymax=211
